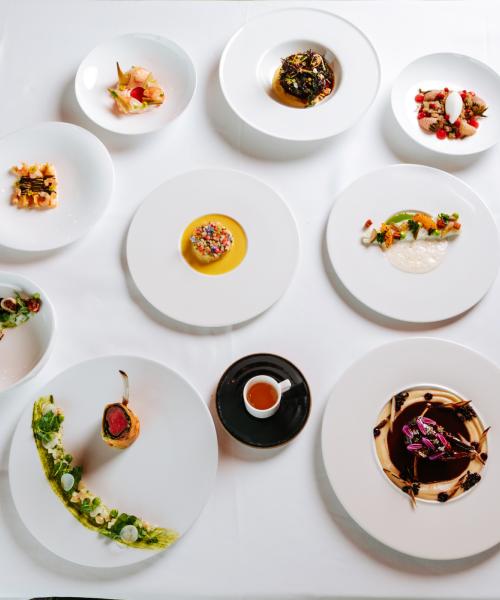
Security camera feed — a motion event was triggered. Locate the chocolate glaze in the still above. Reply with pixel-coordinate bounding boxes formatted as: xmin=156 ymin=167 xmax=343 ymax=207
xmin=388 ymin=400 xmax=470 ymax=483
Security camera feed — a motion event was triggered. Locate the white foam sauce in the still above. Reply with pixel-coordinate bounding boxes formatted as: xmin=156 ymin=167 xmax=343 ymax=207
xmin=385 ymin=238 xmax=448 ymax=274
xmin=0 ymin=321 xmax=42 ymax=391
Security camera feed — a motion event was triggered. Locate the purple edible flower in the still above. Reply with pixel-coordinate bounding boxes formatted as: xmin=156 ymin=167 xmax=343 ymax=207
xmin=436 ymin=433 xmax=450 ymax=449
xmin=402 ymin=424 xmax=413 ymax=438
xmin=421 ymin=437 xmax=436 ymax=451
xmin=429 ymin=451 xmax=446 ymax=461
xmin=407 ymin=443 xmax=423 ymax=451
xmin=416 ymin=417 xmax=428 ymax=435
xmin=421 ymin=416 xmax=436 ymax=425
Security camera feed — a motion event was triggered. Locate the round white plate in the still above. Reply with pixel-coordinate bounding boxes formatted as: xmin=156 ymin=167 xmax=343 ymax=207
xmin=219 ymin=8 xmax=380 ymax=141
xmin=75 ymin=33 xmax=196 ymax=135
xmin=0 ymin=122 xmax=114 ymax=252
xmin=326 ymin=164 xmax=500 ymax=322
xmin=392 ymin=53 xmax=500 ymax=155
xmin=127 ymin=169 xmax=299 ymax=327
xmin=322 ymin=337 xmax=500 ymax=560
xmin=9 ymin=355 xmax=218 ymax=568
xmin=0 ymin=271 xmax=55 ymax=395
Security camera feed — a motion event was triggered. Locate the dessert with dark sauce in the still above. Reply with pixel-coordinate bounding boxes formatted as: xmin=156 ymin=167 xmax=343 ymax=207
xmin=374 ymin=387 xmax=489 ymax=506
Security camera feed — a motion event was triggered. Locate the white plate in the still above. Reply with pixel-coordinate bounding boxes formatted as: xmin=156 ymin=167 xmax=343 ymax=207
xmin=9 ymin=355 xmax=218 ymax=568
xmin=322 ymin=337 xmax=500 ymax=560
xmin=0 ymin=271 xmax=55 ymax=395
xmin=127 ymin=169 xmax=299 ymax=327
xmin=392 ymin=53 xmax=500 ymax=155
xmin=0 ymin=122 xmax=114 ymax=252
xmin=75 ymin=33 xmax=196 ymax=135
xmin=326 ymin=164 xmax=499 ymax=322
xmin=219 ymin=8 xmax=380 ymax=141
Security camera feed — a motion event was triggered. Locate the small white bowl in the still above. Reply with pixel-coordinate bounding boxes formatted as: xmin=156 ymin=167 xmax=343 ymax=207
xmin=391 ymin=53 xmax=500 ymax=156
xmin=243 ymin=374 xmax=291 ymax=419
xmin=0 ymin=271 xmax=56 ymax=395
xmin=75 ymin=33 xmax=196 ymax=135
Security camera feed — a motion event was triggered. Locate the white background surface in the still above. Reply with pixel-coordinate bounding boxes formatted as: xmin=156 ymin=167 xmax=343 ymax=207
xmin=1 ymin=1 xmax=500 ymax=598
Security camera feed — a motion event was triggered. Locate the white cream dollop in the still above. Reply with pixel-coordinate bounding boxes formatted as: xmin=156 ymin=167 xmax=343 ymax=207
xmin=445 ymin=91 xmax=463 ymax=124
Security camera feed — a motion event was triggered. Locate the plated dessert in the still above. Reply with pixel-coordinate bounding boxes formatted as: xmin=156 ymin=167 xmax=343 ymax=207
xmin=362 ymin=210 xmax=461 ymax=274
xmin=0 ymin=291 xmax=41 ymax=341
xmin=32 ymin=395 xmax=177 ymax=550
xmin=374 ymin=387 xmax=489 ymax=506
xmin=11 ymin=163 xmax=58 ymax=209
xmin=272 ymin=49 xmax=334 ymax=108
xmin=108 ymin=63 xmax=165 ymax=114
xmin=416 ymin=88 xmax=487 ymax=140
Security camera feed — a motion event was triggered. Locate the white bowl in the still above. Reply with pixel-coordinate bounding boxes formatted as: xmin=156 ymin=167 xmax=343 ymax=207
xmin=0 ymin=271 xmax=56 ymax=395
xmin=220 ymin=8 xmax=380 ymax=141
xmin=75 ymin=33 xmax=196 ymax=135
xmin=391 ymin=53 xmax=500 ymax=155
xmin=0 ymin=122 xmax=114 ymax=252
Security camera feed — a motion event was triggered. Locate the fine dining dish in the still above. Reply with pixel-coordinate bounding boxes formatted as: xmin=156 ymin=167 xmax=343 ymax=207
xmin=9 ymin=355 xmax=218 ymax=568
xmin=75 ymin=33 xmax=196 ymax=135
xmin=392 ymin=53 xmax=500 ymax=155
xmin=0 ymin=122 xmax=114 ymax=252
xmin=127 ymin=169 xmax=299 ymax=327
xmin=101 ymin=371 xmax=140 ymax=449
xmin=216 ymin=353 xmax=310 ymax=448
xmin=327 ymin=164 xmax=500 ymax=322
xmin=0 ymin=271 xmax=55 ymax=395
xmin=220 ymin=8 xmax=380 ymax=141
xmin=321 ymin=338 xmax=500 ymax=560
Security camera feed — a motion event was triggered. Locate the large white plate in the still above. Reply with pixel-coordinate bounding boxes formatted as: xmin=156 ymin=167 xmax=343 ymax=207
xmin=326 ymin=164 xmax=500 ymax=322
xmin=0 ymin=122 xmax=114 ymax=252
xmin=392 ymin=53 xmax=500 ymax=155
xmin=127 ymin=169 xmax=299 ymax=327
xmin=0 ymin=271 xmax=55 ymax=395
xmin=219 ymin=8 xmax=380 ymax=141
xmin=9 ymin=355 xmax=218 ymax=568
xmin=75 ymin=33 xmax=196 ymax=135
xmin=322 ymin=337 xmax=500 ymax=560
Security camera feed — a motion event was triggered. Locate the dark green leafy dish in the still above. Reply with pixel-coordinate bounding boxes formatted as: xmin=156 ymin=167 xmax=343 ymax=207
xmin=32 ymin=396 xmax=179 ymax=550
xmin=277 ymin=50 xmax=334 ymax=106
xmin=0 ymin=292 xmax=41 ymax=341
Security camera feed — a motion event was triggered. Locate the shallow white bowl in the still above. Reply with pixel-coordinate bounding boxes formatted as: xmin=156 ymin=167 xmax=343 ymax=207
xmin=220 ymin=8 xmax=380 ymax=141
xmin=9 ymin=355 xmax=218 ymax=567
xmin=0 ymin=122 xmax=114 ymax=252
xmin=75 ymin=33 xmax=196 ymax=135
xmin=0 ymin=271 xmax=55 ymax=395
xmin=322 ymin=337 xmax=500 ymax=560
xmin=391 ymin=53 xmax=500 ymax=155
xmin=326 ymin=164 xmax=500 ymax=322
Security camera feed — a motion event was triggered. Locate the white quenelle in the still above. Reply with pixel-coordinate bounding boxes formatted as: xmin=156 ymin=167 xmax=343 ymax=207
xmin=445 ymin=90 xmax=463 ymax=124
xmin=243 ymin=375 xmax=292 ymax=419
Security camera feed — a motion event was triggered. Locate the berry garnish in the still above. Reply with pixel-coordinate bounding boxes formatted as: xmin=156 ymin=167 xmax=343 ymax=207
xmin=469 ymin=118 xmax=479 ymax=128
xmin=436 ymin=129 xmax=447 ymax=140
xmin=415 ymin=94 xmax=424 ymax=103
xmin=417 ymin=111 xmax=426 ymax=120
xmin=130 ymin=87 xmax=145 ymax=102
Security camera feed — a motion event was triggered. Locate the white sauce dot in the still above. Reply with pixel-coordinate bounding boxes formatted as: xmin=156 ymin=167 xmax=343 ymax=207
xmin=385 ymin=239 xmax=448 ymax=274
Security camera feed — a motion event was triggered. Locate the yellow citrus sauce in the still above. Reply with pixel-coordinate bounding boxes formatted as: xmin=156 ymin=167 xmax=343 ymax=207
xmin=271 ymin=66 xmax=334 ymax=108
xmin=180 ymin=214 xmax=247 ymax=276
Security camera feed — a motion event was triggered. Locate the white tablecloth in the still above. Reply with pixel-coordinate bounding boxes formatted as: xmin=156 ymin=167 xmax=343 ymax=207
xmin=1 ymin=1 xmax=500 ymax=597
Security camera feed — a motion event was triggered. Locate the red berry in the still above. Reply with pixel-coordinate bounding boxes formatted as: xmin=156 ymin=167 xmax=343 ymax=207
xmin=460 ymin=92 xmax=467 ymax=100
xmin=436 ymin=93 xmax=444 ymax=100
xmin=415 ymin=94 xmax=424 ymax=103
xmin=436 ymin=129 xmax=447 ymax=140
xmin=454 ymin=119 xmax=461 ymax=127
xmin=130 ymin=86 xmax=145 ymax=101
xmin=444 ymin=87 xmax=449 ymax=92
xmin=469 ymin=118 xmax=479 ymax=128
xmin=417 ymin=111 xmax=426 ymax=120
xmin=445 ymin=114 xmax=450 ymax=121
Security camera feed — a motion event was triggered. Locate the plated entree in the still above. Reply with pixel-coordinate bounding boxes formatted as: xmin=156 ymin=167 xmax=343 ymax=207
xmin=0 ymin=292 xmax=41 ymax=341
xmin=374 ymin=387 xmax=489 ymax=506
xmin=362 ymin=210 xmax=461 ymax=273
xmin=416 ymin=88 xmax=487 ymax=140
xmin=190 ymin=221 xmax=234 ymax=264
xmin=272 ymin=49 xmax=334 ymax=108
xmin=109 ymin=63 xmax=165 ymax=114
xmin=11 ymin=163 xmax=58 ymax=209
xmin=32 ymin=395 xmax=178 ymax=550
xmin=102 ymin=370 xmax=140 ymax=449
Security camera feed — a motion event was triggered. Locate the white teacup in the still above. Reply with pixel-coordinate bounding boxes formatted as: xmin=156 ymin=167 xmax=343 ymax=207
xmin=243 ymin=375 xmax=292 ymax=419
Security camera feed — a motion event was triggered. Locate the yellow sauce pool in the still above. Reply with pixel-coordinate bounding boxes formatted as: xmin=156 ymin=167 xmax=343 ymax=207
xmin=180 ymin=214 xmax=247 ymax=276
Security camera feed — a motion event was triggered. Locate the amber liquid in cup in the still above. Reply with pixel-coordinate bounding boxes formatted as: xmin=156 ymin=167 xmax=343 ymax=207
xmin=247 ymin=382 xmax=279 ymax=410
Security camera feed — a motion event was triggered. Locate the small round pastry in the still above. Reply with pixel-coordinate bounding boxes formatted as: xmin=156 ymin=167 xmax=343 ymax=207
xmin=190 ymin=221 xmax=233 ymax=264
xmin=272 ymin=49 xmax=334 ymax=108
xmin=101 ymin=370 xmax=140 ymax=449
